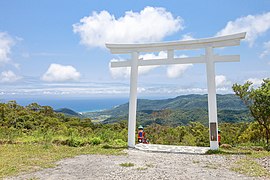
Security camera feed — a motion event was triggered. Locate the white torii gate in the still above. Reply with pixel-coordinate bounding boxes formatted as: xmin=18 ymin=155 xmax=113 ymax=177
xmin=106 ymin=32 xmax=246 ymax=150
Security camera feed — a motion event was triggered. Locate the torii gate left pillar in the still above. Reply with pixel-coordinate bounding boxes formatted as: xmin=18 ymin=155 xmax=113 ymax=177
xmin=106 ymin=32 xmax=246 ymax=150
xmin=128 ymin=52 xmax=139 ymax=148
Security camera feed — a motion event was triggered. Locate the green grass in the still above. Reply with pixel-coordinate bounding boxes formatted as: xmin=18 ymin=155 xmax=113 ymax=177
xmin=145 ymin=163 xmax=155 ymax=168
xmin=0 ymin=144 xmax=125 ymax=179
xmin=206 ymin=146 xmax=270 ymax=178
xmin=119 ymin=162 xmax=135 ymax=167
xmin=206 ymin=146 xmax=270 ymax=157
xmin=231 ymin=158 xmax=270 ymax=177
xmin=204 ymin=163 xmax=218 ymax=169
xmin=232 ymin=148 xmax=270 ymax=178
xmin=206 ymin=149 xmax=252 ymax=155
xmin=249 ymin=150 xmax=270 ymax=158
xmin=136 ymin=167 xmax=148 ymax=170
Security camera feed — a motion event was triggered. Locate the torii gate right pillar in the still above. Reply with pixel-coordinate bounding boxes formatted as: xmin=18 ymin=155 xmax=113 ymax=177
xmin=206 ymin=46 xmax=219 ymax=150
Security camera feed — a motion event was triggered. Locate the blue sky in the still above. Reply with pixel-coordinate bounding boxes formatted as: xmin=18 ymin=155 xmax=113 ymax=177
xmin=0 ymin=0 xmax=270 ymax=99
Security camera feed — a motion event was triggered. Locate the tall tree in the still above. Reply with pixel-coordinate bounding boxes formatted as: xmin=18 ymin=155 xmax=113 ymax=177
xmin=232 ymin=79 xmax=270 ymax=146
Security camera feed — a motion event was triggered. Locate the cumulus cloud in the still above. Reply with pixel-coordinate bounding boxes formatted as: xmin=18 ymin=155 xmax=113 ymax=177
xmin=0 ymin=32 xmax=15 ymax=65
xmin=109 ymin=59 xmax=131 ymax=79
xmin=110 ymin=53 xmax=193 ymax=79
xmin=41 ymin=64 xmax=81 ymax=82
xmin=0 ymin=70 xmax=21 ymax=83
xmin=260 ymin=41 xmax=270 ymax=58
xmin=216 ymin=12 xmax=270 ymax=46
xmin=166 ymin=64 xmax=192 ymax=78
xmin=139 ymin=51 xmax=166 ymax=74
xmin=109 ymin=51 xmax=167 ymax=79
xmin=215 ymin=75 xmax=231 ymax=87
xmin=73 ymin=6 xmax=183 ymax=48
xmin=166 ymin=55 xmax=192 ymax=78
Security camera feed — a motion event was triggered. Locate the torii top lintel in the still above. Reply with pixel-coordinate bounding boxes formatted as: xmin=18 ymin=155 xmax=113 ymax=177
xmin=106 ymin=33 xmax=246 ymax=68
xmin=106 ymin=32 xmax=246 ymax=54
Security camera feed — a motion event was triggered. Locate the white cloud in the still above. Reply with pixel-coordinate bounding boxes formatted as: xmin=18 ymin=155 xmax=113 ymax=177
xmin=166 ymin=64 xmax=192 ymax=78
xmin=110 ymin=53 xmax=193 ymax=79
xmin=216 ymin=12 xmax=270 ymax=46
xmin=73 ymin=6 xmax=183 ymax=48
xmin=181 ymin=34 xmax=195 ymax=41
xmin=41 ymin=64 xmax=81 ymax=82
xmin=0 ymin=32 xmax=15 ymax=65
xmin=260 ymin=41 xmax=270 ymax=58
xmin=166 ymin=55 xmax=192 ymax=78
xmin=215 ymin=75 xmax=231 ymax=87
xmin=109 ymin=59 xmax=131 ymax=79
xmin=247 ymin=78 xmax=263 ymax=86
xmin=139 ymin=51 xmax=166 ymax=74
xmin=109 ymin=51 xmax=167 ymax=79
xmin=0 ymin=70 xmax=21 ymax=83
xmin=0 ymin=82 xmax=234 ymax=97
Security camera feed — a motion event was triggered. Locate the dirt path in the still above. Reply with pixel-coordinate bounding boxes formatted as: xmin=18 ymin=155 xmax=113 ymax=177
xmin=6 ymin=149 xmax=268 ymax=180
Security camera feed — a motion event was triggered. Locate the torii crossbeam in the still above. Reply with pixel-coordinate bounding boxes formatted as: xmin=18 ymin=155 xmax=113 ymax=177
xmin=106 ymin=32 xmax=246 ymax=150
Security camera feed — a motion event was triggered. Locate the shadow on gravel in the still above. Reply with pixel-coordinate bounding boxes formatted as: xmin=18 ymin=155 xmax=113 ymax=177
xmin=102 ymin=144 xmax=128 ymax=150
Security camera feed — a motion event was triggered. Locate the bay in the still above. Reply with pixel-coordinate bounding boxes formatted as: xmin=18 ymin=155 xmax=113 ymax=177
xmin=0 ymin=98 xmax=129 ymax=113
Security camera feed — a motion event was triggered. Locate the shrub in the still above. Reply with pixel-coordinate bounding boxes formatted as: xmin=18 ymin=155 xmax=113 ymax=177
xmin=112 ymin=139 xmax=127 ymax=147
xmin=182 ymin=133 xmax=196 ymax=146
xmin=90 ymin=137 xmax=102 ymax=145
xmin=66 ymin=136 xmax=85 ymax=147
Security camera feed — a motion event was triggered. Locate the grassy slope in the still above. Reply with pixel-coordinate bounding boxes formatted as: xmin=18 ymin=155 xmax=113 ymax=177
xmin=0 ymin=144 xmax=124 ymax=178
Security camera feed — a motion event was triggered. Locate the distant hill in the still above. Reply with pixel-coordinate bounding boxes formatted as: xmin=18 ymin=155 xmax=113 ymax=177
xmin=85 ymin=94 xmax=247 ymax=116
xmin=83 ymin=94 xmax=253 ymax=126
xmin=55 ymin=108 xmax=83 ymax=118
xmin=112 ymin=94 xmax=247 ymax=112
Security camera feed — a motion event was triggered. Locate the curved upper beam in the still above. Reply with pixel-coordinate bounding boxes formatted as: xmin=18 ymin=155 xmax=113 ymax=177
xmin=106 ymin=32 xmax=246 ymax=54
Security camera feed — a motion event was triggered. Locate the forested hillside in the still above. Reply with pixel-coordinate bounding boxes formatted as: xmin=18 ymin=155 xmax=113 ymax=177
xmin=54 ymin=108 xmax=83 ymax=117
xmin=84 ymin=94 xmax=253 ymax=126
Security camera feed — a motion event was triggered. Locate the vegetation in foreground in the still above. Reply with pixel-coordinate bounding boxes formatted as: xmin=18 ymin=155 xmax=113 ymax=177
xmin=0 ymin=100 xmax=267 ymax=148
xmin=233 ymin=78 xmax=270 ymax=147
xmin=0 ymin=101 xmax=129 ymax=178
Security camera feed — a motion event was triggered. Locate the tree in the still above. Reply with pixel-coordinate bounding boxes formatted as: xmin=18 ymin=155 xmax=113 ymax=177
xmin=232 ymin=78 xmax=270 ymax=146
xmin=26 ymin=103 xmax=42 ymax=112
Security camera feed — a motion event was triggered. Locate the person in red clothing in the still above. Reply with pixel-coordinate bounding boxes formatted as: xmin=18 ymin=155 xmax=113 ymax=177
xmin=137 ymin=125 xmax=145 ymax=143
xmin=218 ymin=129 xmax=221 ymax=146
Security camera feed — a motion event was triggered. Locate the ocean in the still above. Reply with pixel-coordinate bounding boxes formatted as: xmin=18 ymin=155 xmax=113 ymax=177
xmin=1 ymin=98 xmax=129 ymax=113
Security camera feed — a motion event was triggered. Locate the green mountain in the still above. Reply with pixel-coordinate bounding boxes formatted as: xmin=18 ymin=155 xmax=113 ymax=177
xmin=83 ymin=94 xmax=252 ymax=126
xmin=136 ymin=94 xmax=246 ymax=111
xmin=55 ymin=108 xmax=83 ymax=118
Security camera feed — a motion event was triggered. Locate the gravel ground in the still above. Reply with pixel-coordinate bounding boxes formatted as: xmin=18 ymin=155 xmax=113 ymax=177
xmin=6 ymin=149 xmax=270 ymax=180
